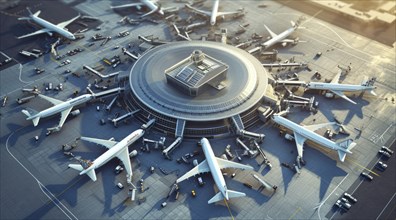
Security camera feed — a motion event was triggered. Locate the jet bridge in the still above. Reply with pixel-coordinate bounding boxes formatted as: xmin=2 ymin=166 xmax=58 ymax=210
xmin=175 ymin=119 xmax=186 ymax=138
xmin=231 ymin=114 xmax=245 ymax=131
xmin=83 ymin=65 xmax=120 ymax=78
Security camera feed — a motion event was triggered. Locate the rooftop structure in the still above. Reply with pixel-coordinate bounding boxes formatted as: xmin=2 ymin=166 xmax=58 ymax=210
xmin=164 ymin=50 xmax=228 ymax=97
xmin=125 ymin=41 xmax=269 ymax=138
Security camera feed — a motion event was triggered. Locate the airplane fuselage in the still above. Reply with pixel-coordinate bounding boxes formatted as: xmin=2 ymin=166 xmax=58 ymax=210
xmin=31 ymin=14 xmax=75 ymax=40
xmin=262 ymin=27 xmax=297 ymax=49
xmin=29 ymin=94 xmax=93 ymax=120
xmin=272 ymin=115 xmax=350 ymax=154
xmin=210 ymin=0 xmax=220 ymax=25
xmin=80 ymin=129 xmax=144 ymax=175
xmin=307 ymin=82 xmax=376 ymax=92
xmin=200 ymin=138 xmax=228 ymax=200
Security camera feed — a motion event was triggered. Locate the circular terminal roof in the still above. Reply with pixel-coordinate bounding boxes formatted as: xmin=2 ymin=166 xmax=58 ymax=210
xmin=129 ymin=41 xmax=268 ymax=121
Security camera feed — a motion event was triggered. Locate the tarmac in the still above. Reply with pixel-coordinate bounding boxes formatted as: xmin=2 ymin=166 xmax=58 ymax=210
xmin=0 ymin=0 xmax=395 ymax=219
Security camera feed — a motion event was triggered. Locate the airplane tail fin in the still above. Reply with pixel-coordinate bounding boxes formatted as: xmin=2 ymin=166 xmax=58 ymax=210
xmin=68 ymin=164 xmax=84 ymax=171
xmin=22 ymin=108 xmax=40 ymax=126
xmin=337 ymin=139 xmax=356 ymax=162
xmin=208 ymin=190 xmax=246 ymax=204
xmin=291 ymin=20 xmax=297 ymax=28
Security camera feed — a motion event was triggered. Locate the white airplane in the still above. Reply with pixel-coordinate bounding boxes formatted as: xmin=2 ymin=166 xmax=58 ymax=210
xmin=22 ymin=87 xmax=123 ymax=131
xmin=306 ymin=71 xmax=377 ymax=104
xmin=272 ymin=113 xmax=356 ymax=162
xmin=261 ymin=21 xmax=302 ymax=49
xmin=176 ymin=138 xmax=254 ymax=204
xmin=110 ymin=0 xmax=164 ymax=17
xmin=17 ymin=7 xmax=79 ymax=40
xmin=185 ymin=0 xmax=244 ymax=26
xmin=68 ymin=128 xmax=145 ymax=182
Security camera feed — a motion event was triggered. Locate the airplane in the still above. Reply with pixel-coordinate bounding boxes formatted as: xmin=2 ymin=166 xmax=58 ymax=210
xmin=176 ymin=138 xmax=254 ymax=204
xmin=110 ymin=0 xmax=165 ymax=17
xmin=260 ymin=21 xmax=303 ymax=50
xmin=17 ymin=7 xmax=80 ymax=40
xmin=272 ymin=112 xmax=356 ymax=162
xmin=306 ymin=71 xmax=377 ymax=104
xmin=185 ymin=0 xmax=244 ymax=26
xmin=68 ymin=128 xmax=145 ymax=182
xmin=22 ymin=87 xmax=123 ymax=132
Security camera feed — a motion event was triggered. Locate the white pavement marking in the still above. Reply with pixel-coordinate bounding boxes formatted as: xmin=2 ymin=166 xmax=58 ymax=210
xmin=6 ymin=130 xmax=78 ymax=220
xmin=376 ymin=192 xmax=396 ymax=220
xmin=316 ymin=174 xmax=349 ymax=220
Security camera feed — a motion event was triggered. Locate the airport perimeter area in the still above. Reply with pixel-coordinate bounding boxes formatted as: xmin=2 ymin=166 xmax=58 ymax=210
xmin=1 ymin=0 xmax=395 ymax=219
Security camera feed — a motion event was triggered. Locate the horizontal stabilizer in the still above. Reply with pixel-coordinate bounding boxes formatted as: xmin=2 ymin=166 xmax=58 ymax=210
xmin=32 ymin=117 xmax=40 ymax=127
xmin=68 ymin=164 xmax=84 ymax=171
xmin=208 ymin=191 xmax=224 ymax=204
xmin=337 ymin=150 xmax=347 ymax=162
xmin=337 ymin=139 xmax=356 ymax=162
xmin=33 ymin=10 xmax=41 ymax=17
xmin=337 ymin=139 xmax=356 ymax=151
xmin=369 ymin=90 xmax=377 ymax=96
xmin=86 ymin=169 xmax=97 ymax=181
xmin=208 ymin=190 xmax=246 ymax=204
xmin=227 ymin=190 xmax=246 ymax=199
xmin=18 ymin=17 xmax=31 ymax=21
xmin=22 ymin=108 xmax=40 ymax=126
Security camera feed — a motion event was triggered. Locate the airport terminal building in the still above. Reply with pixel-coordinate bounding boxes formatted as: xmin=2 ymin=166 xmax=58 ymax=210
xmin=123 ymin=41 xmax=274 ymax=138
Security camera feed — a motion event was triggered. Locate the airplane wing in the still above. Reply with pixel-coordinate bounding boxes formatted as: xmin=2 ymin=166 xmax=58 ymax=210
xmin=17 ymin=28 xmax=51 ymax=39
xmin=330 ymin=71 xmax=342 ymax=84
xmin=111 ymin=3 xmax=144 ymax=9
xmin=293 ymin=132 xmax=306 ymax=158
xmin=38 ymin=94 xmax=64 ymax=105
xmin=216 ymin=157 xmax=253 ymax=170
xmin=329 ymin=90 xmax=357 ymax=104
xmin=176 ymin=159 xmax=210 ymax=183
xmin=264 ymin=24 xmax=278 ymax=38
xmin=58 ymin=107 xmax=73 ymax=128
xmin=80 ymin=137 xmax=118 ymax=149
xmin=185 ymin=4 xmax=211 ymax=16
xmin=116 ymin=148 xmax=133 ymax=177
xmin=303 ymin=122 xmax=337 ymax=132
xmin=57 ymin=14 xmax=80 ymax=29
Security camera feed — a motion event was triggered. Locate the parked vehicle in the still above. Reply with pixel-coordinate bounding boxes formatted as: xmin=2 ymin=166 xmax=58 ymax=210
xmin=361 ymin=172 xmax=373 ymax=181
xmin=343 ymin=193 xmax=357 ymax=203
